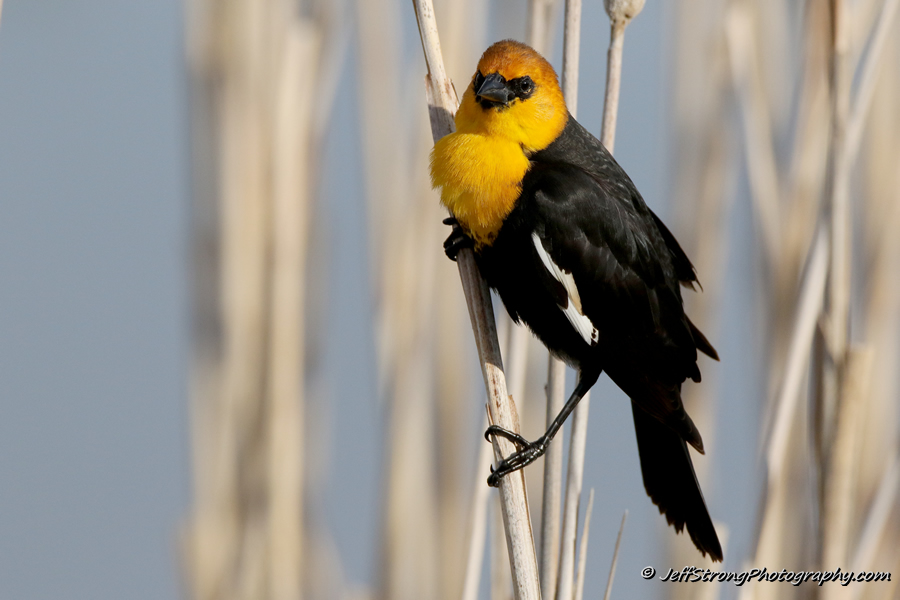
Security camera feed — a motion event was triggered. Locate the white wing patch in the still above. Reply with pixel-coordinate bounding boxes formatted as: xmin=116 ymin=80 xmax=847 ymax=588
xmin=531 ymin=233 xmax=599 ymax=345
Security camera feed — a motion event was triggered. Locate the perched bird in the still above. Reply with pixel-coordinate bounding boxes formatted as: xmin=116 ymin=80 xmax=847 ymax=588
xmin=430 ymin=40 xmax=722 ymax=561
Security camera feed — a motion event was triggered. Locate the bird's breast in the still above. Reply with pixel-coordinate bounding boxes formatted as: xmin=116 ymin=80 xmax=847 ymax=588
xmin=431 ymin=132 xmax=530 ymax=247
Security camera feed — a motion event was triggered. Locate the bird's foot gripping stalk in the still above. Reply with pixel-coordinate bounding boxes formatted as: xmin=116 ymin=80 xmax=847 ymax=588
xmin=442 ymin=216 xmax=474 ymax=261
xmin=484 ymin=425 xmax=549 ymax=487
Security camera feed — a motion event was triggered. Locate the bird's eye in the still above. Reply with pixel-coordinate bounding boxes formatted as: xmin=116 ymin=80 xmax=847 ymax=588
xmin=512 ymin=76 xmax=534 ymax=99
xmin=473 ymin=71 xmax=485 ymax=89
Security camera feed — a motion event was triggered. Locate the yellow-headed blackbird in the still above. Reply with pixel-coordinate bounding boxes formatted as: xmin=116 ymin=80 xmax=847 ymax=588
xmin=430 ymin=40 xmax=722 ymax=561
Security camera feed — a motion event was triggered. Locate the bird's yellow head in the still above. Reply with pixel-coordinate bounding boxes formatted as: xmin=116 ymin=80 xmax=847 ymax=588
xmin=430 ymin=41 xmax=569 ymax=246
xmin=454 ymin=40 xmax=568 ymax=153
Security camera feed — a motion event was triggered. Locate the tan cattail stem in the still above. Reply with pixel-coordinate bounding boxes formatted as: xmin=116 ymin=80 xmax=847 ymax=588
xmin=601 ymin=0 xmax=644 ymax=152
xmin=602 ymin=511 xmax=627 ymax=600
xmin=573 ymin=489 xmax=595 ymax=600
xmin=555 ymin=3 xmax=590 ymax=599
xmin=540 ymin=356 xmax=566 ymax=600
xmin=413 ymin=2 xmax=541 ymax=598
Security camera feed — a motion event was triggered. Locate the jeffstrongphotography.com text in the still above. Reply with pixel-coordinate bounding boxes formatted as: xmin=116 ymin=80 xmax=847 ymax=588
xmin=642 ymin=565 xmax=892 ymax=587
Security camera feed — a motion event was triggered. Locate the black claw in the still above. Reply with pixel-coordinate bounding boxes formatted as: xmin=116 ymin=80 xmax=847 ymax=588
xmin=484 ymin=435 xmax=551 ymax=487
xmin=443 ymin=221 xmax=474 ymax=261
xmin=484 ymin=425 xmax=530 ymax=448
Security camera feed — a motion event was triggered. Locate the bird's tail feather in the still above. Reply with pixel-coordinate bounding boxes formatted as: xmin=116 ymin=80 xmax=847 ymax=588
xmin=631 ymin=402 xmax=723 ymax=561
xmin=687 ymin=316 xmax=719 ymax=361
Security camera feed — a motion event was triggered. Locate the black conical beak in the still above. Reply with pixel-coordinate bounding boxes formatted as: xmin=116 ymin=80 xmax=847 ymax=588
xmin=475 ymin=73 xmax=511 ymax=105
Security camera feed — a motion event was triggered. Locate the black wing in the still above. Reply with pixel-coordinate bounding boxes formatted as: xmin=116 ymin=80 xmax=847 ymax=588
xmin=519 ymin=117 xmax=714 ymax=448
xmin=532 ymin=114 xmax=706 ymax=289
xmin=473 ymin=114 xmax=723 ymax=559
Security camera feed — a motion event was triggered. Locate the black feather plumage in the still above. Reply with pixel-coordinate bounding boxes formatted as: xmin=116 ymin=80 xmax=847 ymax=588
xmin=470 ymin=114 xmax=723 ymax=561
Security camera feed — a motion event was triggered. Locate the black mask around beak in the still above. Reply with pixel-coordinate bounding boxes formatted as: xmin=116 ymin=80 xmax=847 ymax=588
xmin=475 ymin=73 xmax=512 ymax=106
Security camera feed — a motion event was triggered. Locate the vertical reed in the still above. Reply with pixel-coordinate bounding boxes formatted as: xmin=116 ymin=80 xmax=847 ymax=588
xmin=184 ymin=1 xmax=341 ymax=598
xmin=710 ymin=2 xmax=900 ymax=599
xmin=413 ymin=2 xmax=541 ymax=598
xmin=554 ymin=2 xmax=586 ymax=599
xmin=666 ymin=1 xmax=733 ymax=588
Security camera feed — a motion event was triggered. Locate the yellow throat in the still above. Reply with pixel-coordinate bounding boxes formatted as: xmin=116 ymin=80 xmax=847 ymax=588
xmin=430 ymin=133 xmax=529 ymax=247
xmin=429 ymin=40 xmax=567 ymax=248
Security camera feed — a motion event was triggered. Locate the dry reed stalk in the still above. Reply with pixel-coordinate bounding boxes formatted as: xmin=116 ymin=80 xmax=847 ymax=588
xmin=725 ymin=2 xmax=782 ymax=269
xmin=600 ymin=0 xmax=644 ymax=151
xmin=501 ymin=324 xmax=543 ymax=565
xmin=357 ymin=0 xmax=488 ymax=595
xmin=505 ymin=325 xmax=532 ymax=420
xmin=490 ymin=306 xmax=516 ymax=600
xmin=740 ymin=4 xmax=832 ymax=591
xmin=758 ymin=5 xmax=829 ymax=448
xmin=184 ymin=1 xmax=340 ymax=598
xmin=602 ymin=511 xmax=626 ymax=600
xmin=811 ymin=2 xmax=844 ymax=526
xmin=413 ymin=2 xmax=541 ymax=598
xmin=822 ymin=348 xmax=873 ymax=600
xmin=728 ymin=0 xmax=822 ymax=370
xmin=856 ymin=23 xmax=900 ymax=590
xmin=540 ymin=356 xmax=566 ymax=600
xmin=676 ymin=1 xmax=822 ymax=594
xmin=265 ymin=23 xmax=315 ymax=600
xmin=852 ymin=18 xmax=900 ymax=600
xmin=377 ymin=361 xmax=440 ymax=600
xmin=491 ymin=493 xmax=514 ymax=600
xmin=851 ymin=456 xmax=900 ymax=591
xmin=357 ymin=0 xmax=445 ymax=594
xmin=668 ymin=0 xmax=734 ymax=292
xmin=845 ymin=0 xmax=900 ymax=164
xmin=741 ymin=2 xmax=900 ymax=598
xmin=561 ymin=0 xmax=583 ymax=116
xmin=825 ymin=1 xmax=851 ymax=366
xmin=527 ymin=0 xmax=559 ymax=58
xmin=779 ymin=2 xmax=832 ymax=315
xmin=666 ymin=3 xmax=733 ymax=586
xmin=191 ymin=1 xmax=253 ymax=595
xmin=432 ymin=4 xmax=490 ymax=596
xmin=554 ymin=3 xmax=588 ymax=599
xmin=763 ymin=226 xmax=828 ymax=485
xmin=814 ymin=3 xmax=852 ymax=503
xmin=493 ymin=301 xmax=518 ymax=600
xmin=820 ymin=0 xmax=900 ymax=580
xmin=556 ymin=399 xmax=588 ymax=600
xmin=721 ymin=2 xmax=828 ymax=591
xmin=670 ymin=1 xmax=900 ymax=598
xmin=461 ymin=423 xmax=495 ymax=600
xmin=573 ymin=489 xmax=594 ymax=600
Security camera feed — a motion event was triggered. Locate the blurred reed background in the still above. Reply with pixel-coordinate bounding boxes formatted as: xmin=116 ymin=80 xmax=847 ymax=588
xmin=182 ymin=0 xmax=900 ymax=599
